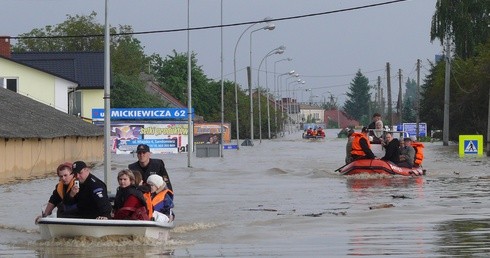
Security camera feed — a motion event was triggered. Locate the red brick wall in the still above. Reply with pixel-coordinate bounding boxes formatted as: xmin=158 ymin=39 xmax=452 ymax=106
xmin=0 ymin=37 xmax=11 ymax=58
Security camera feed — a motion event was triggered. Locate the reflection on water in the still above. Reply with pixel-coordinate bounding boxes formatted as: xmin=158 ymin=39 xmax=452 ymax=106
xmin=435 ymin=219 xmax=490 ymax=257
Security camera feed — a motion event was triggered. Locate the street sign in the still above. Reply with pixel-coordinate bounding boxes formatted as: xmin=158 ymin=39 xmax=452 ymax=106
xmin=402 ymin=123 xmax=427 ymax=137
xmin=459 ymin=135 xmax=483 ymax=157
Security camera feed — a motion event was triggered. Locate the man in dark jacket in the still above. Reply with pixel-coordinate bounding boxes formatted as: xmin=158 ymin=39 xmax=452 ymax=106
xmin=380 ymin=133 xmax=400 ymax=164
xmin=64 ymin=161 xmax=112 ymax=219
xmin=128 ymin=144 xmax=173 ymax=191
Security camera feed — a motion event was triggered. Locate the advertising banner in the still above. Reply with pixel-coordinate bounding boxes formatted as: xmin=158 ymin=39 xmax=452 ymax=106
xmin=194 ymin=123 xmax=231 ymax=144
xmin=111 ymin=122 xmax=189 ymax=154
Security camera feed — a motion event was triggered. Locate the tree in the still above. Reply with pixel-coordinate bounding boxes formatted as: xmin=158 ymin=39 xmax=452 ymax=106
xmin=13 ymin=12 xmax=147 ymax=76
xmin=343 ymin=70 xmax=372 ymax=125
xmin=430 ymin=0 xmax=490 ymax=59
xmin=111 ymin=74 xmax=164 ymax=108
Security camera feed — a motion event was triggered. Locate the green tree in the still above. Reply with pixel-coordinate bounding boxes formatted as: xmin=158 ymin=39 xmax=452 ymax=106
xmin=13 ymin=12 xmax=146 ymax=76
xmin=430 ymin=0 xmax=490 ymax=59
xmin=343 ymin=70 xmax=372 ymax=125
xmin=111 ymin=74 xmax=164 ymax=108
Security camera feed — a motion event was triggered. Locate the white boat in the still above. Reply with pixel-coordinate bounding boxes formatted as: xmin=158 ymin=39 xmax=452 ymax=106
xmin=38 ymin=217 xmax=173 ymax=241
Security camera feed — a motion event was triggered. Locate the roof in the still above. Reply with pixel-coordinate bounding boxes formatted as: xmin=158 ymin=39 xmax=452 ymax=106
xmin=145 ymin=80 xmax=186 ymax=108
xmin=0 ymin=87 xmax=103 ymax=138
xmin=11 ymin=52 xmax=104 ymax=89
xmin=0 ymin=55 xmax=78 ymax=84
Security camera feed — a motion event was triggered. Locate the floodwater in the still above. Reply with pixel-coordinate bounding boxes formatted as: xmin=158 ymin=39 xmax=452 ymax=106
xmin=1 ymin=129 xmax=490 ymax=257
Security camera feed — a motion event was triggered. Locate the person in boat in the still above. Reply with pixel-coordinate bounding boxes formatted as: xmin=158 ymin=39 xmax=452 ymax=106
xmin=63 ymin=161 xmax=113 ymax=219
xmin=345 ymin=128 xmax=355 ymax=164
xmin=370 ymin=120 xmax=385 ymax=144
xmin=128 ymin=144 xmax=173 ymax=191
xmin=367 ymin=113 xmax=382 ymax=130
xmin=35 ymin=162 xmax=77 ymax=223
xmin=380 ymin=133 xmax=400 ymax=164
xmin=317 ymin=127 xmax=325 ymax=138
xmin=398 ymin=138 xmax=416 ymax=168
xmin=306 ymin=128 xmax=313 ymax=136
xmin=350 ymin=127 xmax=376 ymax=160
xmin=132 ymin=170 xmax=152 ymax=217
xmin=411 ymin=141 xmax=425 ymax=166
xmin=113 ymin=169 xmax=149 ymax=220
xmin=147 ymin=174 xmax=174 ymax=223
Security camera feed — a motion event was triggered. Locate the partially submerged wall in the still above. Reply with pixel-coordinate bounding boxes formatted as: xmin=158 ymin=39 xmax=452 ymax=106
xmin=0 ymin=136 xmax=103 ymax=184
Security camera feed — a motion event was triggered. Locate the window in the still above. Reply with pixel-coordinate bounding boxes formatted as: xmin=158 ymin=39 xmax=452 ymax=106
xmin=0 ymin=77 xmax=18 ymax=92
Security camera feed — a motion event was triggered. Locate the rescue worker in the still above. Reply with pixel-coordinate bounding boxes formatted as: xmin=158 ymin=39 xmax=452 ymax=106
xmin=350 ymin=127 xmax=376 ymax=160
xmin=63 ymin=161 xmax=113 ymax=219
xmin=129 ymin=144 xmax=173 ymax=191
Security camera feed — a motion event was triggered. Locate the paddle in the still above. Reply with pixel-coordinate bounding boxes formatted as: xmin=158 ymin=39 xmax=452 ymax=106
xmin=335 ymin=163 xmax=350 ymax=172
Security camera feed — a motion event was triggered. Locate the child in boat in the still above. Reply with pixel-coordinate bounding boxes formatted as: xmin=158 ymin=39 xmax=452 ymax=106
xmin=147 ymin=175 xmax=174 ymax=222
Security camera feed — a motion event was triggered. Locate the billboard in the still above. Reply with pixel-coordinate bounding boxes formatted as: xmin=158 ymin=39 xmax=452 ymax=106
xmin=194 ymin=123 xmax=231 ymax=145
xmin=111 ymin=122 xmax=188 ymax=154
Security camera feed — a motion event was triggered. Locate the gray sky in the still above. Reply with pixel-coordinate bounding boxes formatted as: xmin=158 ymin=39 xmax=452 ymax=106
xmin=3 ymin=0 xmax=441 ymax=105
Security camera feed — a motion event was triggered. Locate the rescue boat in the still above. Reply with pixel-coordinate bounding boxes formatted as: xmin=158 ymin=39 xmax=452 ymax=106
xmin=37 ymin=217 xmax=173 ymax=241
xmin=338 ymin=159 xmax=425 ymax=176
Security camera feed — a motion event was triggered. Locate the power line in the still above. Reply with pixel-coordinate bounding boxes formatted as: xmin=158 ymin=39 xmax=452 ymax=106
xmin=11 ymin=0 xmax=408 ymax=40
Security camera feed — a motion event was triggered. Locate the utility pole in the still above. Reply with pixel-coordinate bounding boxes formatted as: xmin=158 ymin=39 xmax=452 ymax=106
xmin=443 ymin=36 xmax=451 ymax=146
xmin=398 ymin=69 xmax=403 ymax=125
xmin=377 ymin=76 xmax=381 ymax=115
xmin=386 ymin=62 xmax=393 ymax=128
xmin=416 ymin=59 xmax=421 ymax=141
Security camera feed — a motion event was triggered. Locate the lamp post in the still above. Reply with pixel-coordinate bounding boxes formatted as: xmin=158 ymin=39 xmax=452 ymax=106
xmin=249 ymin=21 xmax=275 ymax=144
xmin=273 ymin=58 xmax=292 ymax=138
xmin=276 ymin=70 xmax=295 ymax=136
xmin=285 ymin=75 xmax=300 ymax=133
xmin=291 ymin=80 xmax=305 ymax=125
xmin=257 ymin=46 xmax=285 ymax=142
xmin=287 ymin=78 xmax=302 ymax=133
xmin=233 ymin=18 xmax=274 ymax=148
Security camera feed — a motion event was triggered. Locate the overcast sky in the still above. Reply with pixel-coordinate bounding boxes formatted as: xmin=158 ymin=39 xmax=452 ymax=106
xmin=3 ymin=0 xmax=441 ymax=105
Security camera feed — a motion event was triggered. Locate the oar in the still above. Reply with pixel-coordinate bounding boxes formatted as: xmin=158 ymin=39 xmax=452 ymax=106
xmin=335 ymin=163 xmax=350 ymax=172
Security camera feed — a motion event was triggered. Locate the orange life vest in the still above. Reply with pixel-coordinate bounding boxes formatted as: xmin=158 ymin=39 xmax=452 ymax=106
xmin=151 ymin=189 xmax=174 ymax=214
xmin=56 ymin=178 xmax=75 ymax=200
xmin=351 ymin=132 xmax=371 ymax=156
xmin=411 ymin=142 xmax=424 ymax=166
xmin=143 ymin=191 xmax=153 ymax=218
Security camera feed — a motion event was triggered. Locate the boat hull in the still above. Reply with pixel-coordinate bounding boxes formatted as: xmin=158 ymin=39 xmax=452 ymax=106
xmin=38 ymin=217 xmax=173 ymax=241
xmin=339 ymin=159 xmax=424 ymax=176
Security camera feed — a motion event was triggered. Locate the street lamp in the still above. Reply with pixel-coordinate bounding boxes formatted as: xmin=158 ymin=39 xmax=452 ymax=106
xmin=233 ymin=17 xmax=274 ymax=148
xmin=286 ymin=73 xmax=301 ymax=133
xmin=276 ymin=70 xmax=295 ymax=135
xmin=257 ymin=46 xmax=285 ymax=142
xmin=249 ymin=20 xmax=275 ymax=144
xmin=272 ymin=58 xmax=292 ymax=138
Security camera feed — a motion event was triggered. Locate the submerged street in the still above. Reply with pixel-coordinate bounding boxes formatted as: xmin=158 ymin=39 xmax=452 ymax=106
xmin=1 ymin=129 xmax=490 ymax=257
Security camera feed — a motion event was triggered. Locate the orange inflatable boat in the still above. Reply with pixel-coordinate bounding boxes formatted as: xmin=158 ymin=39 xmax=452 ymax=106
xmin=338 ymin=159 xmax=425 ymax=176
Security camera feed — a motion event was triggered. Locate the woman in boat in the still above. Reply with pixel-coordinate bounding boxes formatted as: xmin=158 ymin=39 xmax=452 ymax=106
xmin=147 ymin=174 xmax=174 ymax=222
xmin=133 ymin=170 xmax=153 ymax=218
xmin=35 ymin=162 xmax=77 ymax=223
xmin=113 ymin=169 xmax=149 ymax=220
xmin=380 ymin=133 xmax=400 ymax=164
xmin=370 ymin=120 xmax=385 ymax=144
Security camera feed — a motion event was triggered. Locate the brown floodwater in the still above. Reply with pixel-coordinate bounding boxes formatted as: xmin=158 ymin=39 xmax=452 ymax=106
xmin=1 ymin=129 xmax=489 ymax=257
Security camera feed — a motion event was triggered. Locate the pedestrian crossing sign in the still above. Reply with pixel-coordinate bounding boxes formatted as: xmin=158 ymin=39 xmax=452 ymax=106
xmin=459 ymin=135 xmax=483 ymax=157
